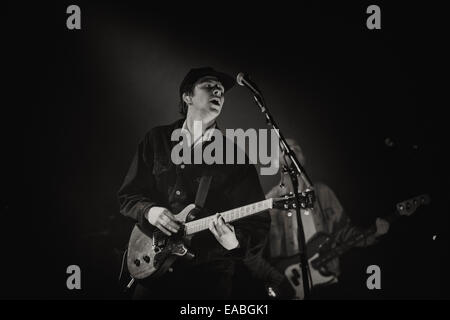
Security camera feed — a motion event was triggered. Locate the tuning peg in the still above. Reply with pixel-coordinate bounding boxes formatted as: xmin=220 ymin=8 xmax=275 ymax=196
xmin=420 ymin=196 xmax=430 ymax=204
xmin=406 ymin=202 xmax=411 ymax=210
xmin=384 ymin=137 xmax=395 ymax=148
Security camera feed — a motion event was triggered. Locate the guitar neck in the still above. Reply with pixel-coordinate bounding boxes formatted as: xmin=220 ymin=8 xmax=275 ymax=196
xmin=184 ymin=199 xmax=273 ymax=236
xmin=313 ymin=213 xmax=400 ymax=267
xmin=311 ymin=194 xmax=429 ymax=269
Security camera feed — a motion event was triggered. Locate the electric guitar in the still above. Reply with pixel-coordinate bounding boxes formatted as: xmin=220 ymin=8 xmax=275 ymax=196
xmin=273 ymin=193 xmax=431 ymax=300
xmin=127 ymin=191 xmax=315 ymax=281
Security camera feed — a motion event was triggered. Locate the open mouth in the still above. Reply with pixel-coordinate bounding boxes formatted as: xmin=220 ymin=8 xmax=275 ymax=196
xmin=210 ymin=98 xmax=221 ymax=106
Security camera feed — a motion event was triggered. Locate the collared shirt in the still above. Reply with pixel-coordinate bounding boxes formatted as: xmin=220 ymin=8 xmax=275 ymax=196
xmin=180 ymin=120 xmax=217 ymax=148
xmin=283 ymin=208 xmax=317 ymax=254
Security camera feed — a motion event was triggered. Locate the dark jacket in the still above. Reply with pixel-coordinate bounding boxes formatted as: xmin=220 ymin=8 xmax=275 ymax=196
xmin=118 ymin=119 xmax=270 ymax=269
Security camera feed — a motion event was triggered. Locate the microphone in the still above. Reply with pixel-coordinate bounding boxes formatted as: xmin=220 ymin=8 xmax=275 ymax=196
xmin=236 ymin=72 xmax=263 ymax=98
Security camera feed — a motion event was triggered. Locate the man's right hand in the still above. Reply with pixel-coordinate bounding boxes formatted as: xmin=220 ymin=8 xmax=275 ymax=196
xmin=145 ymin=206 xmax=181 ymax=236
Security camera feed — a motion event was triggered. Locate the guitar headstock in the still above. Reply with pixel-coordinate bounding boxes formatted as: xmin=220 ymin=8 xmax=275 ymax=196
xmin=273 ymin=190 xmax=315 ymax=210
xmin=396 ymin=194 xmax=430 ymax=216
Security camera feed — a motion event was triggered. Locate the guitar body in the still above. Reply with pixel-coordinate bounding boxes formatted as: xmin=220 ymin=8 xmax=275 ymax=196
xmin=127 ymin=204 xmax=197 ymax=280
xmin=282 ymin=259 xmax=337 ymax=300
xmin=274 ymin=232 xmax=337 ymax=300
xmin=125 ymin=192 xmax=314 ymax=282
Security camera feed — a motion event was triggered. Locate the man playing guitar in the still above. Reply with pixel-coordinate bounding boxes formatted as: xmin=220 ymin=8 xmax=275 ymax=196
xmin=258 ymin=138 xmax=390 ymax=299
xmin=118 ymin=67 xmax=271 ymax=299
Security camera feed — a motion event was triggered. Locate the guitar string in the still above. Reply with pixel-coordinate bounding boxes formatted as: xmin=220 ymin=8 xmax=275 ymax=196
xmin=185 ymin=199 xmax=272 ymax=233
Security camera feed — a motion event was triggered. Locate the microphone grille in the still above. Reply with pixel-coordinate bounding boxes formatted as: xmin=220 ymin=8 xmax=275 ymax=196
xmin=236 ymin=72 xmax=245 ymax=86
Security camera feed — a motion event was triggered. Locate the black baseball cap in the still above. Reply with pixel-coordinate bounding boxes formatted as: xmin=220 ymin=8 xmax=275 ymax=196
xmin=179 ymin=67 xmax=235 ymax=99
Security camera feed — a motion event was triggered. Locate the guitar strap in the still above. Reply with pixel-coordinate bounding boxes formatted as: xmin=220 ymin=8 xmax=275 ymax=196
xmin=195 ymin=175 xmax=212 ymax=209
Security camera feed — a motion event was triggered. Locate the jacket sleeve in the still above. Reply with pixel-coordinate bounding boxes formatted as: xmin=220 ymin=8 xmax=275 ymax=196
xmin=224 ymin=163 xmax=271 ymax=262
xmin=117 ymin=131 xmax=158 ymax=232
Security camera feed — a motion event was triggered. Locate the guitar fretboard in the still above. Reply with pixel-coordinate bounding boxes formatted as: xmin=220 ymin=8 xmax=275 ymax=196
xmin=184 ymin=199 xmax=273 ymax=236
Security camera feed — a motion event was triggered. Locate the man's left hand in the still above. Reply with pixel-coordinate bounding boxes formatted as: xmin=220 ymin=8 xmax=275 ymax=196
xmin=209 ymin=213 xmax=239 ymax=250
xmin=375 ymin=218 xmax=390 ymax=237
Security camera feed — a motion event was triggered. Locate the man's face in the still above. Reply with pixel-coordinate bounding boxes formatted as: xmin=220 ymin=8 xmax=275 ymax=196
xmin=279 ymin=141 xmax=305 ymax=169
xmin=186 ymin=76 xmax=225 ymax=119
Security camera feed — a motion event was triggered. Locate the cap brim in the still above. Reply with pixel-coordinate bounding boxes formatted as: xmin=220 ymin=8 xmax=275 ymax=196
xmin=202 ymin=70 xmax=235 ymax=92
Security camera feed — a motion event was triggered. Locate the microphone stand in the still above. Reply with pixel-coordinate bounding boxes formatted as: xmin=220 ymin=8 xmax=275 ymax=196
xmin=250 ymin=91 xmax=315 ymax=300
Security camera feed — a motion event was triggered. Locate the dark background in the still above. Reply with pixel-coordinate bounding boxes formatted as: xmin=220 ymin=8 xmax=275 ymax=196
xmin=2 ymin=1 xmax=448 ymax=299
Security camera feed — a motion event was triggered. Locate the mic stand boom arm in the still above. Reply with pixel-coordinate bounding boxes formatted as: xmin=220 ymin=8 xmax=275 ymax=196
xmin=251 ymin=88 xmax=315 ymax=300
